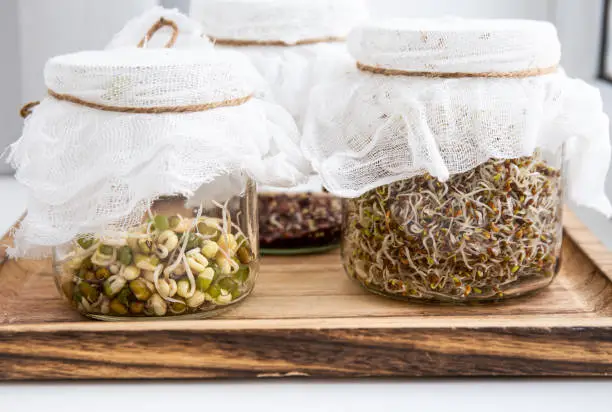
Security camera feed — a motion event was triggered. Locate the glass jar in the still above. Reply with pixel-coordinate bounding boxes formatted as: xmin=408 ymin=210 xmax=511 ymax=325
xmin=189 ymin=0 xmax=367 ymax=256
xmin=258 ymin=176 xmax=342 ymax=254
xmin=342 ymin=149 xmax=564 ymax=302
xmin=53 ymin=178 xmax=258 ymax=320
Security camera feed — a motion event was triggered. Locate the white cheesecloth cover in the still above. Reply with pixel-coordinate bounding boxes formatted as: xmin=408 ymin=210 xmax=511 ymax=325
xmin=190 ymin=0 xmax=369 ymax=128
xmin=102 ymin=6 xmax=300 ymax=205
xmin=7 ymin=47 xmax=310 ymax=257
xmin=302 ymin=18 xmax=612 ymax=216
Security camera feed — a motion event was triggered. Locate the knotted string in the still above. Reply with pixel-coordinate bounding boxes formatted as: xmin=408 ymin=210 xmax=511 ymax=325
xmin=356 ymin=61 xmax=558 ymax=79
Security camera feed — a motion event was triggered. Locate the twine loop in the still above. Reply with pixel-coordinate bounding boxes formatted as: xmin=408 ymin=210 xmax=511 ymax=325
xmin=20 ymin=101 xmax=41 ymax=119
xmin=356 ymin=61 xmax=558 ymax=79
xmin=137 ymin=17 xmax=179 ymax=49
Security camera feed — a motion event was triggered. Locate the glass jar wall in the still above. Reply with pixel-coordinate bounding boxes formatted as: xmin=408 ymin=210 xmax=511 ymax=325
xmin=342 ymin=150 xmax=564 ymax=302
xmin=53 ymin=178 xmax=258 ymax=320
xmin=258 ymin=176 xmax=342 ymax=254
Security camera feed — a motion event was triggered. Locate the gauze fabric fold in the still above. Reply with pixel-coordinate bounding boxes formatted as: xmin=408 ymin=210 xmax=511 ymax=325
xmin=302 ymin=19 xmax=612 ymax=216
xmin=7 ymin=48 xmax=309 ymax=257
xmin=191 ymin=0 xmax=368 ymax=128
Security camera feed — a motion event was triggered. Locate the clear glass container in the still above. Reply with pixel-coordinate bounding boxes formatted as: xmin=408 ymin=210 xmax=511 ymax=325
xmin=342 ymin=150 xmax=564 ymax=303
xmin=258 ymin=177 xmax=342 ymax=255
xmin=53 ymin=178 xmax=259 ymax=320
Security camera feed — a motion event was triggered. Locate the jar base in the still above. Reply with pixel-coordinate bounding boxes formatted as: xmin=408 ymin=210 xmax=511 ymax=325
xmin=80 ymin=297 xmax=246 ymax=321
xmin=84 ymin=305 xmax=236 ymax=321
xmin=352 ymin=276 xmax=556 ymax=305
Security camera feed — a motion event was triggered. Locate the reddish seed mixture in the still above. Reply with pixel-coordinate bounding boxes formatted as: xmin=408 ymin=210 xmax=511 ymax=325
xmin=258 ymin=192 xmax=342 ymax=250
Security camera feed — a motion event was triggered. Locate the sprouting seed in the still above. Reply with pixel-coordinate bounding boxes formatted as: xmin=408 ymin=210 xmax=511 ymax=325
xmin=342 ymin=152 xmax=562 ymax=302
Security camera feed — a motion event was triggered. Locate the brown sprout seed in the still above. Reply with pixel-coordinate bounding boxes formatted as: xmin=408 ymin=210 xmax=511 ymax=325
xmin=62 ymin=203 xmax=256 ymax=317
xmin=343 ymin=153 xmax=562 ymax=302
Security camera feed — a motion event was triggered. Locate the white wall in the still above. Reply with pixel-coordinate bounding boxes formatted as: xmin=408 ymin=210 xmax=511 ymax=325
xmin=368 ymin=0 xmax=551 ymax=20
xmin=170 ymin=0 xmax=552 ymax=19
xmin=0 ymin=0 xmax=158 ymax=174
xmin=553 ymin=0 xmax=612 ymax=247
xmin=18 ymin=0 xmax=159 ymax=103
xmin=157 ymin=0 xmax=553 ymax=22
xmin=162 ymin=0 xmax=190 ymax=12
xmin=553 ymin=0 xmax=603 ymax=80
xmin=0 ymin=0 xmax=22 ymax=174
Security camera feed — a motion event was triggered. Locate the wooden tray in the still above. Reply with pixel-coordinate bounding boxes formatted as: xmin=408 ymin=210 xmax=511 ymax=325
xmin=1 ymin=207 xmax=611 ymax=380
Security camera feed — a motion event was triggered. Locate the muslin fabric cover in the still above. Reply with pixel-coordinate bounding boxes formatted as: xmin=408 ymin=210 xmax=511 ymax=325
xmin=7 ymin=47 xmax=310 ymax=257
xmin=190 ymin=0 xmax=368 ymax=128
xmin=103 ymin=6 xmax=297 ymax=206
xmin=301 ymin=18 xmax=612 ymax=216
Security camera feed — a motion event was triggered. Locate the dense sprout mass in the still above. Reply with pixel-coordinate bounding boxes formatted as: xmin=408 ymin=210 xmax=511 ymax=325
xmin=55 ymin=202 xmax=256 ymax=319
xmin=342 ymin=152 xmax=563 ymax=302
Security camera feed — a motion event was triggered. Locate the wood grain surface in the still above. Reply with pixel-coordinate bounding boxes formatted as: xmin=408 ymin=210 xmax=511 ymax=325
xmin=0 ymin=207 xmax=611 ymax=380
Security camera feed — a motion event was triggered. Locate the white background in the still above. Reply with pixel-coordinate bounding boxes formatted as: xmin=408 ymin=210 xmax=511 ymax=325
xmin=0 ymin=1 xmax=611 ymax=410
xmin=1 ymin=381 xmax=611 ymax=412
